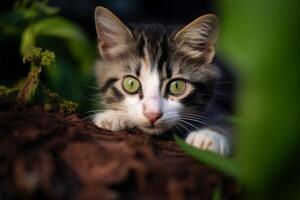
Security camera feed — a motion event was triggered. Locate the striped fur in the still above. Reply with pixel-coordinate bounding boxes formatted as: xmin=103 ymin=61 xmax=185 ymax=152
xmin=93 ymin=7 xmax=231 ymax=156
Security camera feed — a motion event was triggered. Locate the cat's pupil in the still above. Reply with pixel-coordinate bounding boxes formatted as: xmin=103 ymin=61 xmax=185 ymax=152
xmin=175 ymin=82 xmax=178 ymax=89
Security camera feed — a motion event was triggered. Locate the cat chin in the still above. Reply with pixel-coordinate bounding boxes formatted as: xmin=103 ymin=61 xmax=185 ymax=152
xmin=138 ymin=126 xmax=168 ymax=135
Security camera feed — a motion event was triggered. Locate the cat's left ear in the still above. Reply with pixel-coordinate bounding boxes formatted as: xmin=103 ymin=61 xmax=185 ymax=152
xmin=174 ymin=14 xmax=218 ymax=63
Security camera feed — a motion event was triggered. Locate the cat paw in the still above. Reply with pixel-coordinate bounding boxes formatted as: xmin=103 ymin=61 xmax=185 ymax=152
xmin=185 ymin=129 xmax=230 ymax=156
xmin=93 ymin=111 xmax=132 ymax=131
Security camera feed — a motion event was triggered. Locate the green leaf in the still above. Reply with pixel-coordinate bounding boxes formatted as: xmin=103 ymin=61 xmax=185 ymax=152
xmin=20 ymin=17 xmax=94 ymax=74
xmin=21 ymin=26 xmax=35 ymax=54
xmin=219 ymin=0 xmax=300 ymax=198
xmin=174 ymin=135 xmax=239 ymax=179
xmin=212 ymin=183 xmax=222 ymax=200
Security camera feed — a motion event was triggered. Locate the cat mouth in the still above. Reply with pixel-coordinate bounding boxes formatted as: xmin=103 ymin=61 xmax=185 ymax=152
xmin=144 ymin=122 xmax=165 ymax=129
xmin=139 ymin=123 xmax=171 ymax=135
xmin=145 ymin=124 xmax=156 ymax=128
xmin=142 ymin=125 xmax=158 ymax=131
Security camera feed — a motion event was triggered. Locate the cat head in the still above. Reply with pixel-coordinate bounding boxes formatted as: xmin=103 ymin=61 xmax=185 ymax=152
xmin=94 ymin=6 xmax=219 ymax=134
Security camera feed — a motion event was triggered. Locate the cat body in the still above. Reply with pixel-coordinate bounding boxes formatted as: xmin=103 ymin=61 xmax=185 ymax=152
xmin=93 ymin=6 xmax=233 ymax=156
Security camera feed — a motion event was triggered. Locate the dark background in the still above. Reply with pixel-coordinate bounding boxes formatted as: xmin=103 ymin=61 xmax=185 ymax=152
xmin=49 ymin=0 xmax=215 ymax=36
xmin=0 ymin=0 xmax=215 ymax=85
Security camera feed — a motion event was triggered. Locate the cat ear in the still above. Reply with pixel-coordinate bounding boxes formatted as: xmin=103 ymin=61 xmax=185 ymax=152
xmin=174 ymin=14 xmax=218 ymax=63
xmin=95 ymin=6 xmax=133 ymax=59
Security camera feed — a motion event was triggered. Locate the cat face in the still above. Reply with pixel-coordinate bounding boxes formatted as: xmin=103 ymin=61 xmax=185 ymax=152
xmin=94 ymin=7 xmax=219 ymax=134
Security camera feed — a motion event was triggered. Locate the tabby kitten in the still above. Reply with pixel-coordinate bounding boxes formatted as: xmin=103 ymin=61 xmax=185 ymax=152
xmin=93 ymin=6 xmax=231 ymax=156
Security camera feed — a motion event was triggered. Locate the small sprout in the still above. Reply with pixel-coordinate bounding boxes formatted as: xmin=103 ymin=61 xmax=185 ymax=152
xmin=59 ymin=100 xmax=78 ymax=115
xmin=17 ymin=67 xmax=41 ymax=103
xmin=18 ymin=47 xmax=55 ymax=104
xmin=43 ymin=87 xmax=77 ymax=115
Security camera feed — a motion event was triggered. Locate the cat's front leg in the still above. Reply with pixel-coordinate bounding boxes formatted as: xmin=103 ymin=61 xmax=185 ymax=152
xmin=93 ymin=110 xmax=134 ymax=131
xmin=185 ymin=129 xmax=230 ymax=156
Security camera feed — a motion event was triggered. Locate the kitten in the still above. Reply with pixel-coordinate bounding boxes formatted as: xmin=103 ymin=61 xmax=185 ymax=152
xmin=93 ymin=6 xmax=232 ymax=156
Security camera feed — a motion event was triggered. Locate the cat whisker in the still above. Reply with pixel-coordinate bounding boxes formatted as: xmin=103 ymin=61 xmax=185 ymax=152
xmin=74 ymin=92 xmax=101 ymax=103
xmin=84 ymin=84 xmax=101 ymax=91
xmin=175 ymin=122 xmax=191 ymax=135
xmin=179 ymin=115 xmax=217 ymax=125
xmin=82 ymin=113 xmax=99 ymax=122
xmin=85 ymin=109 xmax=107 ymax=114
xmin=178 ymin=119 xmax=201 ymax=130
xmin=180 ymin=112 xmax=218 ymax=124
xmin=180 ymin=117 xmax=215 ymax=128
xmin=172 ymin=124 xmax=185 ymax=135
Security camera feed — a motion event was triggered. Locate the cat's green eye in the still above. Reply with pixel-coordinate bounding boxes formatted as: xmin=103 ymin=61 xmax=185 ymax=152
xmin=169 ymin=79 xmax=186 ymax=95
xmin=122 ymin=76 xmax=141 ymax=94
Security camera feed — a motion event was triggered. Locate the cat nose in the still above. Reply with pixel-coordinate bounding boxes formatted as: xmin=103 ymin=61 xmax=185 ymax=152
xmin=144 ymin=112 xmax=162 ymax=124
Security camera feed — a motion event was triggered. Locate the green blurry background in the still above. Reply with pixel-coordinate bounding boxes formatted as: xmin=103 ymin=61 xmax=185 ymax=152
xmin=220 ymin=0 xmax=300 ymax=199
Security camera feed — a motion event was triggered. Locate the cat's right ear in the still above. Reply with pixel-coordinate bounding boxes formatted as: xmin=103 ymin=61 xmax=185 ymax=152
xmin=95 ymin=6 xmax=133 ymax=59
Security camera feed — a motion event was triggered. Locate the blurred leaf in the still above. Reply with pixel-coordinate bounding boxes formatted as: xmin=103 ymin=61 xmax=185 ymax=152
xmin=21 ymin=26 xmax=35 ymax=54
xmin=219 ymin=0 xmax=300 ymax=198
xmin=0 ymin=10 xmax=38 ymax=35
xmin=0 ymin=0 xmax=59 ymax=36
xmin=212 ymin=183 xmax=222 ymax=200
xmin=174 ymin=135 xmax=239 ymax=179
xmin=20 ymin=17 xmax=94 ymax=74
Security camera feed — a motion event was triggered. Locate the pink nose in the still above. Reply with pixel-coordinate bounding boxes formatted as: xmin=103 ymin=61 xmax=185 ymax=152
xmin=144 ymin=112 xmax=162 ymax=124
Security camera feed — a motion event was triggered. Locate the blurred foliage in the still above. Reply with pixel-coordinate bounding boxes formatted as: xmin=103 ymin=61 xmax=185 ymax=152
xmin=0 ymin=0 xmax=97 ymax=113
xmin=212 ymin=183 xmax=222 ymax=200
xmin=177 ymin=0 xmax=300 ymax=199
xmin=220 ymin=0 xmax=300 ymax=199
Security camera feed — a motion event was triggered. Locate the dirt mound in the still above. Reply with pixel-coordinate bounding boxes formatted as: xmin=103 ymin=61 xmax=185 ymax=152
xmin=0 ymin=106 xmax=240 ymax=200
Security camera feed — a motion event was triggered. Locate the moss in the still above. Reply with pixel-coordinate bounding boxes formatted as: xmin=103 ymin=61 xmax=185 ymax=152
xmin=43 ymin=87 xmax=78 ymax=115
xmin=59 ymin=100 xmax=78 ymax=115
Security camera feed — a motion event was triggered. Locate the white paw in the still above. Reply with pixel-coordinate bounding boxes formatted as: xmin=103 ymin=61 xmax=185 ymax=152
xmin=185 ymin=129 xmax=230 ymax=156
xmin=93 ymin=111 xmax=132 ymax=131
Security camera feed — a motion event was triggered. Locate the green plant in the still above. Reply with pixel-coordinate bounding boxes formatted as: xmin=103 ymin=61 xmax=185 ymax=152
xmin=0 ymin=0 xmax=97 ymax=112
xmin=176 ymin=0 xmax=300 ymax=199
xmin=18 ymin=47 xmax=55 ymax=103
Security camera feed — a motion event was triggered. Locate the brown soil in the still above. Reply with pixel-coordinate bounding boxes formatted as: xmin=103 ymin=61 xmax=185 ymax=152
xmin=0 ymin=105 xmax=240 ymax=200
